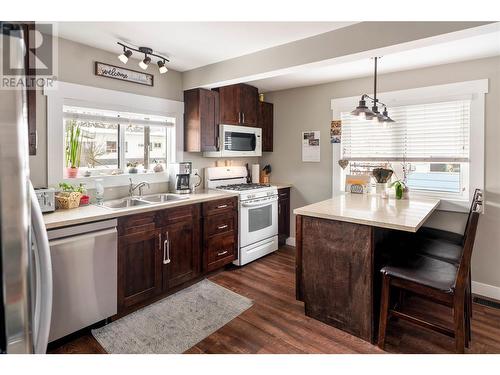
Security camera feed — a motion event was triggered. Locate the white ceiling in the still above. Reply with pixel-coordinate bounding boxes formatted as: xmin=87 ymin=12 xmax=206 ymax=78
xmin=56 ymin=22 xmax=356 ymax=72
xmin=247 ymin=30 xmax=500 ymax=92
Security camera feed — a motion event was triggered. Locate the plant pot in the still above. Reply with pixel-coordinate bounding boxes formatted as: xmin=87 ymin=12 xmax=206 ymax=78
xmin=66 ymin=167 xmax=79 ymax=178
xmin=129 ymin=167 xmax=138 ymax=174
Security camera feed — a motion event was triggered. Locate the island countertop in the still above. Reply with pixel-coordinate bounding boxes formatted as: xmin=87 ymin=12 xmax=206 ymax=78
xmin=293 ymin=193 xmax=440 ymax=232
xmin=43 ymin=189 xmax=238 ymax=230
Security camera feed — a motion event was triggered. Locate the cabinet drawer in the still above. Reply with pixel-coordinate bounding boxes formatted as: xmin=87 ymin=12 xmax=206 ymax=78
xmin=202 ymin=197 xmax=237 ymax=216
xmin=206 ymin=233 xmax=236 ymax=271
xmin=205 ymin=212 xmax=235 ymax=237
xmin=158 ymin=204 xmax=199 ymax=226
xmin=118 ymin=212 xmax=157 ymax=235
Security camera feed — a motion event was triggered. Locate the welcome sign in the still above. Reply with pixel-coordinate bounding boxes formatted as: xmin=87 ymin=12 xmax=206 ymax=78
xmin=95 ymin=61 xmax=154 ymax=86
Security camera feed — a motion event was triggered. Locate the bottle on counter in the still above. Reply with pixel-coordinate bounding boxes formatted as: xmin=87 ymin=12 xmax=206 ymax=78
xmin=95 ymin=179 xmax=104 ymax=205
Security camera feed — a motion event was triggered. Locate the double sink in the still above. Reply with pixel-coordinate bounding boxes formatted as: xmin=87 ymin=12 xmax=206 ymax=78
xmin=98 ymin=193 xmax=189 ymax=210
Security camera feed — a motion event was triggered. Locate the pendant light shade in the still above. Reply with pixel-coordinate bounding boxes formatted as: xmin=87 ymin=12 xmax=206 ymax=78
xmin=351 ymin=98 xmax=375 ymax=118
xmin=351 ymin=57 xmax=395 ymax=124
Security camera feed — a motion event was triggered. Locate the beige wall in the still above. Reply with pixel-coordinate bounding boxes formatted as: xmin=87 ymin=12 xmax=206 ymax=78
xmin=30 ymin=37 xmax=258 ymax=196
xmin=262 ymin=56 xmax=500 ymax=290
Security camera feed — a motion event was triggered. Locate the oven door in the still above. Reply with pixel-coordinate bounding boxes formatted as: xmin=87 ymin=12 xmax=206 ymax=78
xmin=220 ymin=125 xmax=262 ymax=157
xmin=240 ymin=196 xmax=278 ymax=248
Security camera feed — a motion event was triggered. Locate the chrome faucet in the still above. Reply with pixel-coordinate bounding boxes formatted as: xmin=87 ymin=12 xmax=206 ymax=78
xmin=129 ymin=178 xmax=150 ymax=197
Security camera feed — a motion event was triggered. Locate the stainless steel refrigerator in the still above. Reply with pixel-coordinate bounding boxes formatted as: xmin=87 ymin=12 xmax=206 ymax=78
xmin=0 ymin=22 xmax=53 ymax=354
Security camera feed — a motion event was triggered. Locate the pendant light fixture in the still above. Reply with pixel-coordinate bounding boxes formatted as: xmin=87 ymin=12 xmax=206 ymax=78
xmin=116 ymin=42 xmax=170 ymax=74
xmin=351 ymin=57 xmax=394 ymax=123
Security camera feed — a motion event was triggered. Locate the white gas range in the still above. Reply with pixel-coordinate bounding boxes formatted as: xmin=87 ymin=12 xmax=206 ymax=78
xmin=205 ymin=166 xmax=279 ymax=266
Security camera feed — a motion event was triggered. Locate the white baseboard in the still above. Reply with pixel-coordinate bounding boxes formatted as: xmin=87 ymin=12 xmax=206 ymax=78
xmin=472 ymin=281 xmax=500 ymax=301
xmin=285 ymin=237 xmax=296 ymax=247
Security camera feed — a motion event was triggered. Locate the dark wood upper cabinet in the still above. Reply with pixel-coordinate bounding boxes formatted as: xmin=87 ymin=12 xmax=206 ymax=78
xmin=117 ymin=229 xmax=162 ymax=312
xmin=258 ymin=101 xmax=273 ymax=152
xmin=159 ymin=205 xmax=201 ymax=291
xmin=184 ymin=88 xmax=220 ymax=152
xmin=215 ymin=83 xmax=258 ymax=126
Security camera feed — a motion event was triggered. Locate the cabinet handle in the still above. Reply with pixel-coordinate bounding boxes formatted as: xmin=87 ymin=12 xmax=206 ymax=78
xmin=217 ymin=224 xmax=228 ymax=230
xmin=217 ymin=204 xmax=228 ymax=209
xmin=217 ymin=250 xmax=228 ymax=256
xmin=278 ymin=203 xmax=281 ymax=214
xmin=163 ymin=232 xmax=170 ymax=264
xmin=158 ymin=233 xmax=161 ymax=250
xmin=242 ymin=112 xmax=245 ymax=123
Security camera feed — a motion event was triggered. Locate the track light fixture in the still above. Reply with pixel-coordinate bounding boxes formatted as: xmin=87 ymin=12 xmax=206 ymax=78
xmin=116 ymin=42 xmax=170 ymax=74
xmin=139 ymin=55 xmax=151 ymax=70
xmin=118 ymin=47 xmax=132 ymax=64
xmin=351 ymin=57 xmax=394 ymax=124
xmin=157 ymin=60 xmax=168 ymax=74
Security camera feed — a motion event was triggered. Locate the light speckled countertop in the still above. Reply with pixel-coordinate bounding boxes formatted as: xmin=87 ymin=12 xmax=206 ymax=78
xmin=272 ymin=183 xmax=292 ymax=189
xmin=43 ymin=189 xmax=238 ymax=230
xmin=294 ymin=193 xmax=440 ymax=232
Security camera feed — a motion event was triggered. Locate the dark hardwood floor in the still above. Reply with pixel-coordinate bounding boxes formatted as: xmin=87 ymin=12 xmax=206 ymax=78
xmin=49 ymin=246 xmax=500 ymax=354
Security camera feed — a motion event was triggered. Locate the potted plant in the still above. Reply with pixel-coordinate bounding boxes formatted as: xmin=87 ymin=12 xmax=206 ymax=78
xmin=56 ymin=182 xmax=84 ymax=209
xmin=65 ymin=120 xmax=83 ymax=178
xmin=390 ymin=180 xmax=407 ymax=200
xmin=127 ymin=161 xmax=139 ymax=174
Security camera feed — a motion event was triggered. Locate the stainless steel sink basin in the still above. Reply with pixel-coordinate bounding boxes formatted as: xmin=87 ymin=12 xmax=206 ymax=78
xmin=99 ymin=198 xmax=152 ymax=210
xmin=141 ymin=193 xmax=189 ymax=203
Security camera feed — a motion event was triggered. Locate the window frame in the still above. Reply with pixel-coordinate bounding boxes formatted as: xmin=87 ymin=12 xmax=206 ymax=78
xmin=331 ymin=80 xmax=487 ymax=213
xmin=45 ymin=81 xmax=184 ymax=189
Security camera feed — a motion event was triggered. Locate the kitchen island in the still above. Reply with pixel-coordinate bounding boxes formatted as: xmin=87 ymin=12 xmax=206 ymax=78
xmin=294 ymin=193 xmax=440 ymax=343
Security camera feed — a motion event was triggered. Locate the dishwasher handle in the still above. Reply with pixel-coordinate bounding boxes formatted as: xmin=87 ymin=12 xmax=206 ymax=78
xmin=48 ymin=228 xmax=117 ymax=247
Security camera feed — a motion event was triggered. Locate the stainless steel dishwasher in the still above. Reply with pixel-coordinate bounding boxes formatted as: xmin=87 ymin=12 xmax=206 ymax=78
xmin=47 ymin=219 xmax=117 ymax=342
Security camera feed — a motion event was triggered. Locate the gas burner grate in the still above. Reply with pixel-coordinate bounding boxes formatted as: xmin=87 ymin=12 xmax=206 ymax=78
xmin=217 ymin=183 xmax=271 ymax=191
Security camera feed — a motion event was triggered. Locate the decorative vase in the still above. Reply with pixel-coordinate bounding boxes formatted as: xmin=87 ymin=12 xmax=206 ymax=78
xmin=402 ymin=186 xmax=410 ymax=200
xmin=66 ymin=167 xmax=78 ymax=178
xmin=376 ymin=183 xmax=389 ymax=199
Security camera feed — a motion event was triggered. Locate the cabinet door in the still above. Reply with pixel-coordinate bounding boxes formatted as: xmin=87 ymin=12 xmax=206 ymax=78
xmin=118 ymin=229 xmax=162 ymax=312
xmin=239 ymin=84 xmax=258 ymax=126
xmin=218 ymin=85 xmax=240 ymax=125
xmin=278 ymin=188 xmax=290 ymax=246
xmin=161 ymin=216 xmax=201 ymax=291
xmin=258 ymin=102 xmax=273 ymax=152
xmin=200 ymin=89 xmax=220 ymax=152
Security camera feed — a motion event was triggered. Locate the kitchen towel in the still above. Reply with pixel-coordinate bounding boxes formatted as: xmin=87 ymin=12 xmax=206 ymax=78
xmin=252 ymin=164 xmax=260 ymax=184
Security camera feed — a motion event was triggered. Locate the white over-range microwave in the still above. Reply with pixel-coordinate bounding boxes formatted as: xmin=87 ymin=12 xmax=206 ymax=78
xmin=203 ymin=124 xmax=262 ymax=157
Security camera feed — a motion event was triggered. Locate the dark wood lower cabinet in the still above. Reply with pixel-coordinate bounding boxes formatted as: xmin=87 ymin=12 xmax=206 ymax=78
xmin=160 ymin=206 xmax=201 ymax=291
xmin=278 ymin=187 xmax=290 ymax=246
xmin=117 ymin=229 xmax=162 ymax=312
xmin=117 ymin=198 xmax=238 ymax=314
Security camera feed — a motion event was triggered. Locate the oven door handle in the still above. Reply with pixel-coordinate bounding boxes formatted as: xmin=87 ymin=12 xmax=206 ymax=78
xmin=241 ymin=197 xmax=278 ymax=208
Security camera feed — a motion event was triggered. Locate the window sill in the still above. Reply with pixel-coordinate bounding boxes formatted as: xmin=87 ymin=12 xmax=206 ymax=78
xmin=57 ymin=171 xmax=169 ymax=189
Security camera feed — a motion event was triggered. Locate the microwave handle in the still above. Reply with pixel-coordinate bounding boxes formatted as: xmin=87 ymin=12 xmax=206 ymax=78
xmin=251 ymin=133 xmax=256 ymax=150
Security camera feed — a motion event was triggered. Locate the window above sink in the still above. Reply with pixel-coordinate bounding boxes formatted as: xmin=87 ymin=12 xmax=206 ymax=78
xmin=45 ymin=81 xmax=184 ymax=189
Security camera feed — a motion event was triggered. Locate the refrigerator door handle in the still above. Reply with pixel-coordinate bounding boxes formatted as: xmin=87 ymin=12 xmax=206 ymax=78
xmin=29 ymin=183 xmax=53 ymax=354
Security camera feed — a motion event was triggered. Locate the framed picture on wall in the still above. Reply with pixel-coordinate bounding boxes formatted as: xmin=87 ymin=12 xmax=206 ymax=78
xmin=95 ymin=61 xmax=154 ymax=86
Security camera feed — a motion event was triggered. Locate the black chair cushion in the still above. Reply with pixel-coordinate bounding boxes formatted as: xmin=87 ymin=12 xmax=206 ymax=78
xmin=381 ymin=254 xmax=458 ymax=294
xmin=413 ymin=237 xmax=463 ymax=265
xmin=416 ymin=227 xmax=464 ymax=246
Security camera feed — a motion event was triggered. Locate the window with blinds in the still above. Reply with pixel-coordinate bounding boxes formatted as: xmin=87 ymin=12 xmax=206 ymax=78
xmin=341 ymin=100 xmax=470 ymax=162
xmin=62 ymin=105 xmax=175 ymax=178
xmin=340 ymin=99 xmax=471 ymax=197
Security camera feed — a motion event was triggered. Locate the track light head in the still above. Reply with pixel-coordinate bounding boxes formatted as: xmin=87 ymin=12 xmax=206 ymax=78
xmin=118 ymin=48 xmax=132 ymax=64
xmin=139 ymin=55 xmax=151 ymax=70
xmin=157 ymin=60 xmax=168 ymax=74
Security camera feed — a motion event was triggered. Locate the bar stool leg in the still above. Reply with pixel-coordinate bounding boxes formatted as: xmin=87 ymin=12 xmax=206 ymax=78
xmin=377 ymin=274 xmax=391 ymax=350
xmin=454 ymin=294 xmax=466 ymax=354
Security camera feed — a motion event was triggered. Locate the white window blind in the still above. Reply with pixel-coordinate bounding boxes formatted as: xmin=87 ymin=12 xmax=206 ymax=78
xmin=340 ymin=99 xmax=470 ymax=162
xmin=63 ymin=106 xmax=175 ymax=127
